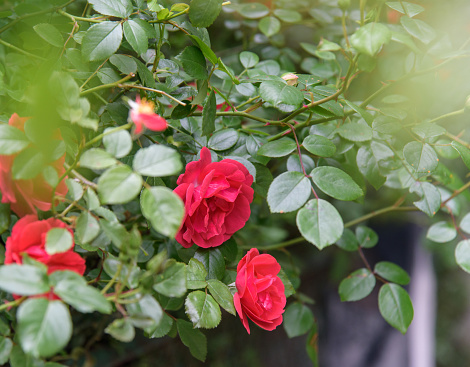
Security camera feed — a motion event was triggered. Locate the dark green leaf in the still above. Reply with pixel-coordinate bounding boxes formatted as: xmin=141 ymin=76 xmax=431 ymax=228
xmin=154 ymin=262 xmax=187 ymax=297
xmin=355 ymin=225 xmax=378 ymax=248
xmin=267 ymin=171 xmax=311 ymax=213
xmin=259 ymin=80 xmax=304 ymax=112
xmin=239 ymin=3 xmax=270 ymax=19
xmin=187 ymin=258 xmax=208 ymax=290
xmin=283 ymin=303 xmax=314 ymax=338
xmin=302 ymin=135 xmax=336 ymax=157
xmin=17 ymin=299 xmax=72 ymax=357
xmin=378 ymin=284 xmax=413 ymax=334
xmin=88 ymin=0 xmax=132 ymax=17
xmin=374 ymin=261 xmax=410 ymax=285
xmin=188 ymin=0 xmax=223 ymax=28
xmin=259 ymin=16 xmax=281 ymax=37
xmin=0 ymin=264 xmax=49 ymax=295
xmin=80 ymin=148 xmax=117 ymax=169
xmin=66 ymin=178 xmax=84 ymax=202
xmin=185 ymin=290 xmax=221 ymax=328
xmin=356 ymin=145 xmax=386 ymax=190
xmin=207 ymin=129 xmax=239 ymax=151
xmin=410 ymin=181 xmax=441 ymax=217
xmin=33 ymin=23 xmax=63 ymax=47
xmin=126 ymin=294 xmax=163 ymax=331
xmin=177 ymin=319 xmax=207 ymax=362
xmin=202 ymin=89 xmax=216 ymax=136
xmin=336 ymin=228 xmax=359 ymax=251
xmin=350 ymin=22 xmax=391 ymax=56
xmin=82 ymin=22 xmax=123 ymax=62
xmin=403 ymin=141 xmax=439 ymax=173
xmin=296 ymin=199 xmax=344 ymax=250
xmin=194 ymin=248 xmax=225 ymax=280
xmin=105 ymin=318 xmax=135 ymax=342
xmin=339 ymin=268 xmax=376 ymax=301
xmin=258 ymin=137 xmax=296 ymax=157
xmin=110 ymin=54 xmax=137 ymax=75
xmin=123 ymin=19 xmax=148 ymax=55
xmin=207 ymin=279 xmax=236 ymax=315
xmin=141 ymin=187 xmax=185 ymax=238
xmin=45 ymin=228 xmax=73 ymax=255
xmin=337 ymin=122 xmax=373 ymax=142
xmin=189 ymin=35 xmax=218 ymax=65
xmin=273 ymin=9 xmax=302 ymax=23
xmin=310 ymin=166 xmax=363 ymax=201
xmin=239 ymin=51 xmax=259 ymax=69
xmin=178 ymin=46 xmax=208 ymax=80
xmin=0 ymin=337 xmax=12 ymax=365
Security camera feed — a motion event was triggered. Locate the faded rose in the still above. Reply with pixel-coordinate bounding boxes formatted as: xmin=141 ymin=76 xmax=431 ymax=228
xmin=5 ymin=215 xmax=86 ymax=276
xmin=0 ymin=113 xmax=68 ymax=217
xmin=234 ymin=248 xmax=286 ymax=334
xmin=129 ymin=96 xmax=167 ymax=134
xmin=174 ymin=147 xmax=254 ymax=248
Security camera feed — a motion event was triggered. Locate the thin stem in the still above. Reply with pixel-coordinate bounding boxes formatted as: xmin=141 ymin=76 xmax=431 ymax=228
xmin=441 ymin=180 xmax=470 ymax=207
xmin=190 ymin=110 xmax=276 ymax=125
xmin=100 ymin=263 xmax=123 ymax=295
xmin=0 ymin=39 xmax=46 ymax=60
xmin=0 ymin=296 xmax=26 ymax=312
xmin=57 ymin=9 xmax=106 ymax=23
xmin=80 ymin=58 xmax=109 ymax=90
xmin=119 ymin=84 xmax=186 ymax=106
xmin=80 ymin=73 xmax=135 ymax=96
xmin=446 ymin=132 xmax=470 ymax=149
xmin=236 ymin=95 xmax=260 ymax=110
xmin=428 ymin=108 xmax=465 ymax=124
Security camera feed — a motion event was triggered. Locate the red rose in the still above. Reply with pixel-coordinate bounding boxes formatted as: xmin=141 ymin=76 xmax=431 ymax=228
xmin=5 ymin=215 xmax=86 ymax=276
xmin=0 ymin=113 xmax=68 ymax=217
xmin=174 ymin=147 xmax=254 ymax=248
xmin=129 ymin=96 xmax=167 ymax=134
xmin=234 ymin=248 xmax=286 ymax=334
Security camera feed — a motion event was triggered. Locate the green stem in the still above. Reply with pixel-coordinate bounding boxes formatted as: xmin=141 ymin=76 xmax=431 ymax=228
xmin=428 ymin=108 xmax=465 ymax=124
xmin=119 ymin=84 xmax=186 ymax=106
xmin=236 ymin=95 xmax=260 ymax=110
xmin=0 ymin=39 xmax=46 ymax=60
xmin=100 ymin=263 xmax=123 ymax=295
xmin=57 ymin=9 xmax=106 ymax=23
xmin=79 ymin=73 xmax=135 ymax=96
xmin=190 ymin=110 xmax=276 ymax=125
xmin=0 ymin=296 xmax=26 ymax=312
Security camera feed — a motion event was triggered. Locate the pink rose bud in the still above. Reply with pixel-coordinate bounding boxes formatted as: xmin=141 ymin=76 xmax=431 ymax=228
xmin=129 ymin=96 xmax=168 ymax=134
xmin=234 ymin=248 xmax=286 ymax=334
xmin=281 ymin=73 xmax=298 ymax=86
xmin=173 ymin=147 xmax=254 ymax=248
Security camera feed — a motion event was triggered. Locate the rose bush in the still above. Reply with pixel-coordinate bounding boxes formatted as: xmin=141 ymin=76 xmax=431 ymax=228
xmin=0 ymin=113 xmax=68 ymax=217
xmin=174 ymin=147 xmax=254 ymax=248
xmin=5 ymin=215 xmax=85 ymax=276
xmin=234 ymin=248 xmax=286 ymax=334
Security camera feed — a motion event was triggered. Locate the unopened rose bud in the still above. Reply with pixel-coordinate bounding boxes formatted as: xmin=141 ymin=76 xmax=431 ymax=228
xmin=281 ymin=73 xmax=298 ymax=86
xmin=338 ymin=0 xmax=350 ymax=11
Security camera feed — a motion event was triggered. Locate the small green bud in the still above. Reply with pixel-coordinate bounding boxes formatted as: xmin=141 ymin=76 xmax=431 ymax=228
xmin=338 ymin=0 xmax=351 ymax=11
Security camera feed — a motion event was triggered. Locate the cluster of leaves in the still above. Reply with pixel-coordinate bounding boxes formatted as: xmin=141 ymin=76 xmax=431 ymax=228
xmin=1 ymin=0 xmax=470 ymax=365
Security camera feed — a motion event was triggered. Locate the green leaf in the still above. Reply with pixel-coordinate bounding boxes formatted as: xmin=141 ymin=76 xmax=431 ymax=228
xmin=267 ymin=171 xmax=311 ymax=213
xmin=339 ymin=268 xmax=376 ymax=301
xmin=103 ymin=128 xmax=132 ymax=159
xmin=187 ymin=258 xmax=208 ymax=289
xmin=0 ymin=204 xmax=10 ymax=235
xmin=194 ymin=248 xmax=225 ymax=280
xmin=0 ymin=124 xmax=30 ymax=155
xmin=239 ymin=51 xmax=259 ymax=69
xmin=259 ymin=80 xmax=304 ymax=112
xmin=217 ymin=58 xmax=240 ymax=85
xmin=110 ymin=54 xmax=137 ymax=75
xmin=460 ymin=213 xmax=470 ymax=234
xmin=149 ymin=312 xmax=173 ymax=338
xmin=126 ymin=294 xmax=163 ymax=331
xmin=336 ymin=228 xmax=359 ymax=252
xmin=202 ymin=89 xmax=216 ymax=137
xmin=273 ymin=9 xmax=302 ymax=23
xmin=33 ymin=23 xmax=63 ymax=47
xmin=350 ymin=22 xmax=391 ymax=56
xmin=411 ymin=122 xmax=446 ymax=140
xmin=88 ymin=0 xmax=132 ymax=17
xmin=207 ymin=279 xmax=236 ymax=315
xmin=296 ymin=199 xmax=344 ymax=250
xmin=337 ymin=122 xmax=373 ymax=142
xmin=451 ymin=141 xmax=470 ymax=170
xmin=82 ymin=22 xmax=123 ymax=62
xmin=239 ymin=3 xmax=270 ymax=19
xmin=400 ymin=16 xmax=436 ymax=44
xmin=356 ymin=145 xmax=386 ymax=190
xmin=259 ymin=16 xmax=281 ymax=37
xmin=302 ymin=135 xmax=336 ymax=157
xmin=140 ymin=187 xmax=185 ymax=238
xmin=386 ymin=1 xmax=424 ymax=17
xmin=76 ymin=212 xmax=100 ymax=244
xmin=45 ymin=228 xmax=73 ymax=255
xmin=17 ymin=299 xmax=72 ymax=358
xmin=310 ymin=166 xmax=363 ymax=201
xmin=258 ymin=137 xmax=296 ymax=157
xmin=98 ymin=165 xmax=142 ymax=204
xmin=0 ymin=337 xmax=12 ymax=365
xmin=65 ymin=179 xmax=84 ymax=202
xmin=185 ymin=290 xmax=221 ymax=329
xmin=410 ymin=181 xmax=441 ymax=217
xmin=123 ymin=19 xmax=148 ymax=55
xmin=403 ymin=141 xmax=439 ymax=173
xmin=355 ymin=225 xmax=378 ymax=248
xmin=133 ymin=145 xmax=182 ymax=177
xmin=455 ymin=240 xmax=470 ymax=273
xmin=189 ymin=35 xmax=218 ymax=65
xmin=208 ymin=129 xmax=239 ymax=151
xmin=177 ymin=319 xmax=207 ymax=362
xmin=80 ymin=148 xmax=117 ymax=169
xmin=12 ymin=147 xmax=44 ymax=180
xmin=0 ymin=264 xmax=49 ymax=295
xmin=378 ymin=284 xmax=413 ymax=334
xmin=188 ymin=0 xmax=223 ymax=28
xmin=426 ymin=221 xmax=457 ymax=243
xmin=50 ymin=271 xmax=112 ymax=314
xmin=374 ymin=261 xmax=410 ymax=285
xmin=154 ymin=262 xmax=187 ymax=298
xmin=178 ymin=46 xmax=208 ymax=80
xmin=105 ymin=318 xmax=135 ymax=342
xmin=283 ymin=303 xmax=314 ymax=338
xmin=278 ymin=269 xmax=295 ymax=298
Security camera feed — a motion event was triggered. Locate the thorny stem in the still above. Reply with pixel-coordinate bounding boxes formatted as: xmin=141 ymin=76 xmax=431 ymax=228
xmin=119 ymin=84 xmax=186 ymax=106
xmin=79 ymin=73 xmax=135 ymax=96
xmin=100 ymin=263 xmax=123 ymax=295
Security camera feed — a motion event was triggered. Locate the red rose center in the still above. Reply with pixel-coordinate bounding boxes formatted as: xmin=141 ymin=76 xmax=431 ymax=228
xmin=257 ymin=291 xmax=273 ymax=311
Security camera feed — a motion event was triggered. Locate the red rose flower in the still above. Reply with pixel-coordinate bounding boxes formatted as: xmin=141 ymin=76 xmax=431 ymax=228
xmin=0 ymin=113 xmax=68 ymax=217
xmin=5 ymin=215 xmax=86 ymax=276
xmin=129 ymin=96 xmax=167 ymax=134
xmin=234 ymin=248 xmax=286 ymax=334
xmin=174 ymin=147 xmax=254 ymax=248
